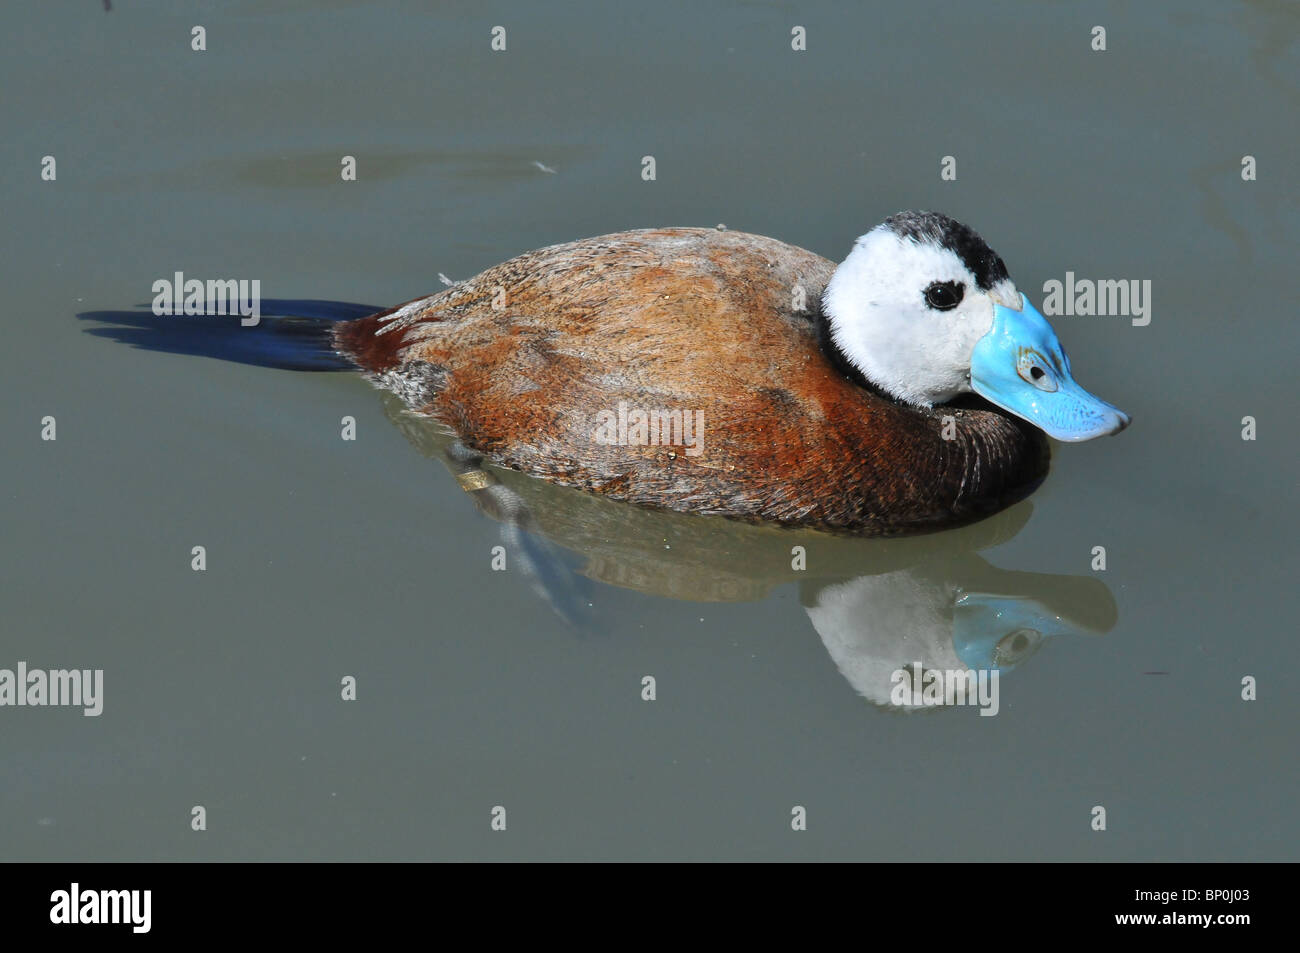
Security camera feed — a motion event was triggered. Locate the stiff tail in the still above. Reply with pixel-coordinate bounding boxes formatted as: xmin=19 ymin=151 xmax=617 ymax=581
xmin=78 ymin=299 xmax=381 ymax=371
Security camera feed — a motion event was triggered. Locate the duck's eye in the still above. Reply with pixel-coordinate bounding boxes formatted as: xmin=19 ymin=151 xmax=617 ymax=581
xmin=923 ymin=280 xmax=964 ymax=311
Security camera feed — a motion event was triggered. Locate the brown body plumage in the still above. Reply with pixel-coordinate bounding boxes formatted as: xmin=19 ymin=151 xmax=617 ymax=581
xmin=333 ymin=227 xmax=1049 ymax=534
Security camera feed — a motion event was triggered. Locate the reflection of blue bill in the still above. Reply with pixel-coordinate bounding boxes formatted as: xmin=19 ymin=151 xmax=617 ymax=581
xmin=952 ymin=592 xmax=1083 ymax=672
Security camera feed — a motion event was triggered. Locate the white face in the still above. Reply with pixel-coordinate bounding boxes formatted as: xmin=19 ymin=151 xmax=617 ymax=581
xmin=822 ymin=226 xmax=1021 ymax=407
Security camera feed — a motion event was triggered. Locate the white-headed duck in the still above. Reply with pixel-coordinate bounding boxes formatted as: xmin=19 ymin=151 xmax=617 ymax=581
xmin=332 ymin=211 xmax=1129 ymax=534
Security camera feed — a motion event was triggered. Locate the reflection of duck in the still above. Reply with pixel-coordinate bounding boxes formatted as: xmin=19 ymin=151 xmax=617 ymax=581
xmin=387 ymin=395 xmax=1116 ymax=709
xmin=336 ymin=212 xmax=1128 ymax=534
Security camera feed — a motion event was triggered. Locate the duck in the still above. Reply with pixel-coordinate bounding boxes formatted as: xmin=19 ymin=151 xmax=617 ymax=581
xmin=330 ymin=210 xmax=1128 ymax=535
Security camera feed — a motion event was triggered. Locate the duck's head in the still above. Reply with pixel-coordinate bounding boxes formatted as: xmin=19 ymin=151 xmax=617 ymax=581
xmin=822 ymin=211 xmax=1129 ymax=441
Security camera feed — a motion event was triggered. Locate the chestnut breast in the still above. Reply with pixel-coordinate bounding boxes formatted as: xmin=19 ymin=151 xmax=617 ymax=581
xmin=333 ymin=227 xmax=1048 ymax=534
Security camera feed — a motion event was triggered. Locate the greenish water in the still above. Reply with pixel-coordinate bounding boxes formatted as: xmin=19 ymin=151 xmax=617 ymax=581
xmin=1 ymin=0 xmax=1296 ymax=860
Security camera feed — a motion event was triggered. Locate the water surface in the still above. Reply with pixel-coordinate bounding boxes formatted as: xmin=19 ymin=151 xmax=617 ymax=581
xmin=2 ymin=0 xmax=1297 ymax=860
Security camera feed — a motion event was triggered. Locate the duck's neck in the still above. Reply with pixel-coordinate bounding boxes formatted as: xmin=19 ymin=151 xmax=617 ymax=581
xmin=813 ymin=303 xmax=893 ymax=400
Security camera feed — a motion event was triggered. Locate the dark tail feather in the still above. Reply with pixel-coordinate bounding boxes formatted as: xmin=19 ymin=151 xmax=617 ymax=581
xmin=78 ymin=299 xmax=382 ymax=371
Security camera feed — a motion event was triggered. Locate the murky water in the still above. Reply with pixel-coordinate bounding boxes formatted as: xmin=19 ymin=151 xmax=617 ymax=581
xmin=2 ymin=1 xmax=1297 ymax=860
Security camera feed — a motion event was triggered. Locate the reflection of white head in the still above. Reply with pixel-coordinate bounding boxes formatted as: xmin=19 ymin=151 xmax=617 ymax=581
xmin=805 ymin=573 xmax=966 ymax=710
